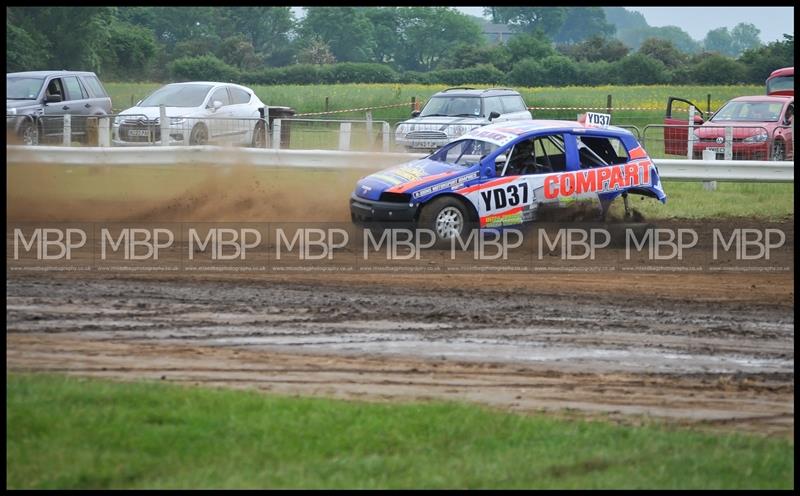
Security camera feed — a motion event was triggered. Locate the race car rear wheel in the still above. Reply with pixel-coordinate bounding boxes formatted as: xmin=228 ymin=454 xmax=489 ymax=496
xmin=189 ymin=124 xmax=208 ymax=145
xmin=418 ymin=196 xmax=472 ymax=247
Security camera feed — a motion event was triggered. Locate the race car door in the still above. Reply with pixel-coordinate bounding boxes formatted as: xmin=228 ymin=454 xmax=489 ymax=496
xmin=476 ymin=132 xmax=570 ymax=227
xmin=664 ymin=96 xmax=704 ymax=155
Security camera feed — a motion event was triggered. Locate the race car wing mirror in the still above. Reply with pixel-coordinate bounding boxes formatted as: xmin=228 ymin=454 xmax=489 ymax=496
xmin=411 ymin=110 xmax=421 ymax=117
xmin=489 ymin=111 xmax=501 ymax=121
xmin=212 ymin=100 xmax=223 ymax=111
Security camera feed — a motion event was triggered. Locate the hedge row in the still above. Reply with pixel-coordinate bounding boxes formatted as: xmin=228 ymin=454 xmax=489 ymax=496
xmin=168 ymin=54 xmax=758 ymax=87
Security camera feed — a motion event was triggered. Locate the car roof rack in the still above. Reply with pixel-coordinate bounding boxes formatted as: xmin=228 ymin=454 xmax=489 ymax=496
xmin=482 ymin=88 xmax=515 ymax=93
xmin=441 ymin=87 xmax=476 ymax=92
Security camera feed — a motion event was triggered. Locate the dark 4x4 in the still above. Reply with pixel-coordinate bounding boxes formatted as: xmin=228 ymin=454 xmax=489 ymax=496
xmin=7 ymin=70 xmax=113 ymax=145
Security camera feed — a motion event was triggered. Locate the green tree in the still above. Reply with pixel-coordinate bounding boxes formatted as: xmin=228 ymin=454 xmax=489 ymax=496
xmin=296 ymin=36 xmax=336 ymax=65
xmin=703 ymin=27 xmax=734 ymax=56
xmin=738 ymin=34 xmax=794 ymax=83
xmin=9 ymin=7 xmax=115 ymax=72
xmin=506 ymin=32 xmax=555 ymax=64
xmin=217 ymin=35 xmax=262 ymax=71
xmin=102 ymin=20 xmax=158 ymax=80
xmin=299 ymin=7 xmax=375 ymax=62
xmin=553 ymin=7 xmax=615 ymax=44
xmin=6 ymin=9 xmax=52 ymax=72
xmin=558 ymin=35 xmax=628 ymax=63
xmin=689 ymin=53 xmax=747 ymax=84
xmin=730 ymin=23 xmax=762 ymax=56
xmin=638 ymin=38 xmax=686 ymax=68
xmin=218 ymin=7 xmax=295 ymax=66
xmin=618 ymin=25 xmax=700 ymax=53
xmin=361 ymin=7 xmax=401 ymax=65
xmin=487 ymin=7 xmax=567 ymax=36
xmin=395 ymin=7 xmax=484 ymax=71
xmin=613 ymin=53 xmax=670 ymax=84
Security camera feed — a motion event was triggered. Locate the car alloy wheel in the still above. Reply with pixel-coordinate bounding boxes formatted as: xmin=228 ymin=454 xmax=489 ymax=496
xmin=434 ymin=206 xmax=464 ymax=240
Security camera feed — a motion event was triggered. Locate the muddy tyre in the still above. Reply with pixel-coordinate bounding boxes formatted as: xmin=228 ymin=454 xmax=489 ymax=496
xmin=189 ymin=124 xmax=208 ymax=145
xmin=251 ymin=121 xmax=267 ymax=147
xmin=18 ymin=119 xmax=37 ymax=145
xmin=418 ymin=196 xmax=474 ymax=247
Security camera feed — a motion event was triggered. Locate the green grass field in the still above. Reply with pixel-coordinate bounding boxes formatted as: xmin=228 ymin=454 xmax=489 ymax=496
xmin=6 ymin=373 xmax=794 ymax=489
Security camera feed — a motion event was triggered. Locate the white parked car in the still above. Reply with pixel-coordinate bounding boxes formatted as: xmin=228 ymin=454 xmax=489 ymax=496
xmin=395 ymin=87 xmax=533 ymax=152
xmin=113 ymin=81 xmax=267 ymax=146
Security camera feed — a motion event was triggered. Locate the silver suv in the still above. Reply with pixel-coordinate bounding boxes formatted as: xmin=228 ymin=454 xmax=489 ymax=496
xmin=395 ymin=87 xmax=532 ymax=152
xmin=7 ymin=70 xmax=113 ymax=145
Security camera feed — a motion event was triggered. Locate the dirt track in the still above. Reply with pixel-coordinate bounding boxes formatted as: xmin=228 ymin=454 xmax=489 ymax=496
xmin=6 ymin=268 xmax=794 ymax=438
xmin=5 ymin=159 xmax=795 ymax=438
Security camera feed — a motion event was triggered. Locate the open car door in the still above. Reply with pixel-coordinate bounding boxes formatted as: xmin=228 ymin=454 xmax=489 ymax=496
xmin=664 ymin=97 xmax=704 ymax=156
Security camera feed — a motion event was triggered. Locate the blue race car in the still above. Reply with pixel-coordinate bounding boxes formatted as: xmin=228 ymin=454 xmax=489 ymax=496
xmin=350 ymin=117 xmax=666 ymax=244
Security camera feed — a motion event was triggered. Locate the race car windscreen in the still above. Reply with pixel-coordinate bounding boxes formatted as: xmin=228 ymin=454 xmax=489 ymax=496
xmin=431 ymin=139 xmax=499 ymax=166
xmin=420 ymin=96 xmax=482 ymax=117
xmin=710 ymin=101 xmax=784 ymax=122
xmin=7 ymin=77 xmax=45 ymax=100
xmin=139 ymin=84 xmax=214 ymax=108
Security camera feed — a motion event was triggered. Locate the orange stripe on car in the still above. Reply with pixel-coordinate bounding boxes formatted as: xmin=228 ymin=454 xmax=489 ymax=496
xmin=386 ymin=171 xmax=455 ymax=193
xmin=455 ymin=176 xmax=516 ymax=195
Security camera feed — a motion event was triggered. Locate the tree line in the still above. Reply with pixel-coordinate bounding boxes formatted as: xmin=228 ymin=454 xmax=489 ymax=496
xmin=6 ymin=7 xmax=794 ymax=86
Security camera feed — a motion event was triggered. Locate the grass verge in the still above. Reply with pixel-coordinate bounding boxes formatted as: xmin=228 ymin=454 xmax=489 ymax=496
xmin=7 ymin=373 xmax=794 ymax=489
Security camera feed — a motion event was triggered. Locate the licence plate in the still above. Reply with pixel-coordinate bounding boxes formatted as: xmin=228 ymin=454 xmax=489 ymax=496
xmin=707 ymin=147 xmax=725 ymax=153
xmin=411 ymin=140 xmax=438 ymax=149
xmin=128 ymin=129 xmax=150 ymax=137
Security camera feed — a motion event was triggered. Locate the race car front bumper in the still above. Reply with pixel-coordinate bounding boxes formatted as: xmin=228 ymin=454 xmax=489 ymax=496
xmin=350 ymin=194 xmax=419 ymax=224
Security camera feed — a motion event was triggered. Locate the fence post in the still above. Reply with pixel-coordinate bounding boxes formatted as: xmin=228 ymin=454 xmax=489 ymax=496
xmin=339 ymin=122 xmax=352 ymax=151
xmin=272 ymin=119 xmax=282 ymax=150
xmin=98 ymin=116 xmax=111 ymax=147
xmin=724 ymin=126 xmax=733 ymax=161
xmin=159 ymin=105 xmax=169 ymax=146
xmin=382 ymin=122 xmax=390 ymax=153
xmin=606 ymin=94 xmax=612 ymax=115
xmin=411 ymin=96 xmax=416 ymax=113
xmin=707 ymin=94 xmax=711 ymax=117
xmin=325 ymin=97 xmax=329 ymax=113
xmin=62 ymin=114 xmax=71 ymax=146
xmin=687 ymin=105 xmax=695 ymax=159
xmin=366 ymin=111 xmax=374 ymax=146
xmin=701 ymin=148 xmax=717 ymax=191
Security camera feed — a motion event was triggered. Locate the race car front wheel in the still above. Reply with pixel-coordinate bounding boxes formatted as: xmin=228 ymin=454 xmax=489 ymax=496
xmin=418 ymin=196 xmax=472 ymax=247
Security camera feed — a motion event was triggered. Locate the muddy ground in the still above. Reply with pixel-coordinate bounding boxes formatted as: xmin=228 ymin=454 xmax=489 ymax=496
xmin=6 ymin=158 xmax=795 ymax=438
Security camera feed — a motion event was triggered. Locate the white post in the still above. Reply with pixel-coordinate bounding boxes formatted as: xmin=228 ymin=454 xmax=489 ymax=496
xmin=272 ymin=119 xmax=281 ymax=150
xmin=687 ymin=105 xmax=695 ymax=160
xmin=339 ymin=122 xmax=351 ymax=151
xmin=701 ymin=149 xmax=717 ymax=191
xmin=62 ymin=114 xmax=71 ymax=146
xmin=366 ymin=111 xmax=374 ymax=146
xmin=382 ymin=122 xmax=390 ymax=153
xmin=724 ymin=126 xmax=733 ymax=161
xmin=98 ymin=116 xmax=110 ymax=147
xmin=159 ymin=105 xmax=169 ymax=146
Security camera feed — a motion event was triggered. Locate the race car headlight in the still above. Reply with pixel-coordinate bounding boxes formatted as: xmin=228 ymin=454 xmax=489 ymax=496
xmin=169 ymin=117 xmax=185 ymax=125
xmin=743 ymin=131 xmax=769 ymax=143
xmin=395 ymin=124 xmax=408 ymax=136
xmin=692 ymin=129 xmax=701 ymax=139
xmin=7 ymin=108 xmax=17 ymax=115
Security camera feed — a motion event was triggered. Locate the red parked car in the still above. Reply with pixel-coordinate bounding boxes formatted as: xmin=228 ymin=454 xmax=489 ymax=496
xmin=664 ymin=95 xmax=794 ymax=161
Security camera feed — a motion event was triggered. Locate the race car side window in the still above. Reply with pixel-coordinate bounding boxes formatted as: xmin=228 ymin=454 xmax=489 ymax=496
xmin=577 ymin=136 xmax=629 ymax=169
xmin=501 ymin=134 xmax=566 ymax=176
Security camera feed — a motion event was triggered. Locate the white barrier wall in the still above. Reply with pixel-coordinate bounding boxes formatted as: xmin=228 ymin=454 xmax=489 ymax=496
xmin=6 ymin=145 xmax=794 ymax=182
